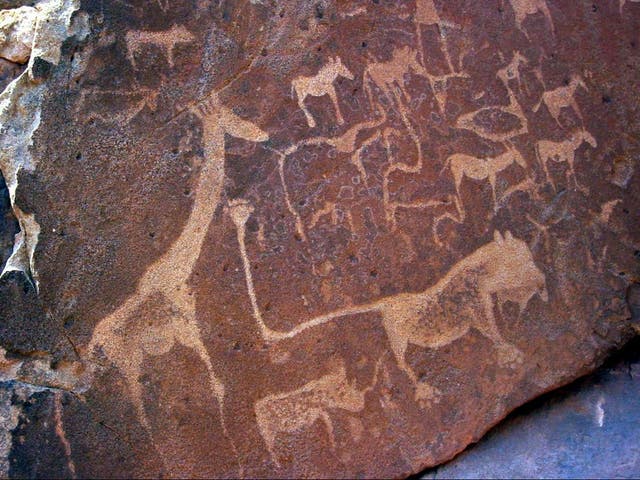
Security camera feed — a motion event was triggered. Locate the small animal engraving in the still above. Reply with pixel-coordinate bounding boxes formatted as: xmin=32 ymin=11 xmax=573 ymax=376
xmin=291 ymin=56 xmax=354 ymax=128
xmin=125 ymin=25 xmax=195 ymax=69
xmin=533 ymin=74 xmax=587 ymax=126
xmin=254 ymin=357 xmax=383 ymax=466
xmin=441 ymin=146 xmax=528 ymax=212
xmin=508 ymin=0 xmax=554 ymax=38
xmin=535 ymin=129 xmax=597 ymax=191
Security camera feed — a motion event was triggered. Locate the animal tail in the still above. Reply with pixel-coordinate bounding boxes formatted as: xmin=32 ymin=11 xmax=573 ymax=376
xmin=275 ymin=301 xmax=384 ymax=342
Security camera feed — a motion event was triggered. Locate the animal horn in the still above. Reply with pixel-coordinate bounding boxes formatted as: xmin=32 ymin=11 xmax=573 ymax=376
xmin=505 ymin=231 xmax=513 ymax=240
xmin=493 ymin=230 xmax=504 ymax=243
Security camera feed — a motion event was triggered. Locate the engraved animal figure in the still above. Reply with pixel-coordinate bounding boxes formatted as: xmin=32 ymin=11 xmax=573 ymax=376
xmin=441 ymin=146 xmax=528 ymax=212
xmin=254 ymin=357 xmax=384 ymax=466
xmin=496 ymin=51 xmax=528 ymax=93
xmin=232 ymin=207 xmax=547 ymax=404
xmin=533 ymin=74 xmax=587 ymax=126
xmin=455 ymin=88 xmax=528 ymax=144
xmin=126 ymin=25 xmax=195 ymax=69
xmin=291 ymin=56 xmax=354 ymax=128
xmin=88 ymin=93 xmax=268 ymax=468
xmin=507 ymin=0 xmax=554 ymax=38
xmin=414 ymin=0 xmax=457 ymax=72
xmin=364 ymin=45 xmax=466 ymax=114
xmin=535 ymin=129 xmax=597 ymax=191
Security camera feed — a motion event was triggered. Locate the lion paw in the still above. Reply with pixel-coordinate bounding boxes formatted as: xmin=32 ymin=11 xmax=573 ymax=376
xmin=415 ymin=382 xmax=441 ymax=408
xmin=497 ymin=346 xmax=524 ymax=369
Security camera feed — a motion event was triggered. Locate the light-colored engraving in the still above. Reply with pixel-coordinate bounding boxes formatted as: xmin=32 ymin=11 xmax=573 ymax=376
xmin=254 ymin=356 xmax=384 ymax=466
xmin=455 ymin=88 xmax=528 ymax=144
xmin=364 ymin=45 xmax=467 ymax=114
xmin=88 ymin=93 xmax=268 ymax=468
xmin=291 ymin=56 xmax=354 ymax=128
xmin=507 ymin=0 xmax=554 ymax=38
xmin=53 ymin=391 xmax=76 ymax=479
xmin=414 ymin=0 xmax=457 ymax=72
xmin=79 ymin=87 xmax=160 ymax=125
xmin=441 ymin=146 xmax=528 ymax=213
xmin=125 ymin=25 xmax=195 ymax=69
xmin=619 ymin=0 xmax=640 ymax=13
xmin=232 ymin=208 xmax=547 ymax=403
xmin=533 ymin=74 xmax=587 ymax=126
xmin=496 ymin=51 xmax=528 ymax=93
xmin=535 ymin=129 xmax=597 ymax=191
xmin=266 ymin=113 xmax=386 ymax=240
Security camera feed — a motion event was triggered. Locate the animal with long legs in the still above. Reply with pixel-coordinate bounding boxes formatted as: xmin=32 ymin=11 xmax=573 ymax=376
xmin=440 ymin=146 xmax=528 ymax=213
xmin=87 ymin=92 xmax=268 ymax=473
xmin=291 ymin=56 xmax=354 ymax=128
xmin=535 ymin=129 xmax=597 ymax=191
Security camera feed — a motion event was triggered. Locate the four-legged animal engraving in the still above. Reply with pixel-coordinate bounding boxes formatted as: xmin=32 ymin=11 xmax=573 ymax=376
xmin=533 ymin=74 xmax=587 ymax=126
xmin=88 ymin=92 xmax=268 ymax=469
xmin=254 ymin=357 xmax=384 ymax=466
xmin=507 ymin=0 xmax=554 ymax=38
xmin=126 ymin=25 xmax=195 ymax=69
xmin=231 ymin=204 xmax=547 ymax=405
xmin=291 ymin=56 xmax=354 ymax=128
xmin=441 ymin=146 xmax=528 ymax=212
xmin=535 ymin=129 xmax=597 ymax=191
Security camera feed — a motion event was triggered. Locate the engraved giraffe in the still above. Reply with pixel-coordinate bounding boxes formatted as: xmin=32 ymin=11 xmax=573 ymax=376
xmin=254 ymin=356 xmax=385 ymax=467
xmin=533 ymin=74 xmax=587 ymax=126
xmin=291 ymin=56 xmax=354 ymax=128
xmin=87 ymin=93 xmax=268 ymax=470
xmin=230 ymin=204 xmax=547 ymax=405
xmin=125 ymin=25 xmax=195 ymax=69
xmin=535 ymin=129 xmax=597 ymax=191
xmin=441 ymin=146 xmax=528 ymax=213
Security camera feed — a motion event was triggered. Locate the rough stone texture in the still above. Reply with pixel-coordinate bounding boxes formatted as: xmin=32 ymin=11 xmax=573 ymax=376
xmin=422 ymin=337 xmax=640 ymax=479
xmin=0 ymin=0 xmax=638 ymax=478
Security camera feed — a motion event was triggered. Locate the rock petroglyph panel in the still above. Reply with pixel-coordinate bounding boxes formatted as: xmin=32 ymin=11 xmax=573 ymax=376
xmin=0 ymin=0 xmax=638 ymax=478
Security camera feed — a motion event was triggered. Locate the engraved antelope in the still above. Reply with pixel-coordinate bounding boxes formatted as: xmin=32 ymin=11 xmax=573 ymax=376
xmin=291 ymin=56 xmax=354 ymax=128
xmin=87 ymin=93 xmax=268 ymax=472
xmin=125 ymin=25 xmax=195 ymax=69
xmin=533 ymin=74 xmax=587 ymax=126
xmin=441 ymin=146 xmax=528 ymax=212
xmin=254 ymin=357 xmax=384 ymax=466
xmin=535 ymin=129 xmax=597 ymax=191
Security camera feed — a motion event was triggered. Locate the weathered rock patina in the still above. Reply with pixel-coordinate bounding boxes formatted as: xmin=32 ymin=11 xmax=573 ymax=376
xmin=0 ymin=0 xmax=638 ymax=477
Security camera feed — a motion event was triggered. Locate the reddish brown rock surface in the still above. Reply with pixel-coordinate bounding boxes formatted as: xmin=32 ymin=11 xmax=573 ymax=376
xmin=0 ymin=0 xmax=639 ymax=478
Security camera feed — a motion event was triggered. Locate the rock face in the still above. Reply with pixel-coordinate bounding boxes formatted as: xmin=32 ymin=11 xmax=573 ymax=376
xmin=0 ymin=0 xmax=638 ymax=477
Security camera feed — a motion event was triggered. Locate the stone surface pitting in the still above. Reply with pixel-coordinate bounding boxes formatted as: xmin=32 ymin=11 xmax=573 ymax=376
xmin=0 ymin=0 xmax=638 ymax=478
